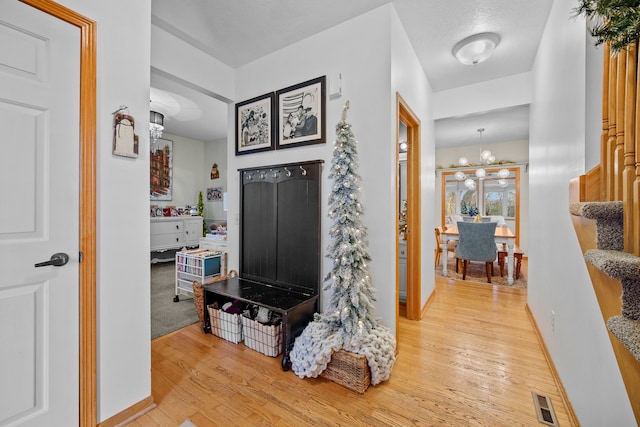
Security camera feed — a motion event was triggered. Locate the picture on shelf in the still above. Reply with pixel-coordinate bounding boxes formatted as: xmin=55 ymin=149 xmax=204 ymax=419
xmin=235 ymin=92 xmax=276 ymax=155
xmin=276 ymin=76 xmax=326 ymax=149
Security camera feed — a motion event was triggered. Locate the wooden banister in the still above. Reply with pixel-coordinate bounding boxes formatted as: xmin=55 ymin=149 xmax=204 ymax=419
xmin=597 ymin=40 xmax=640 ymax=255
xmin=571 ymin=38 xmax=640 ymax=423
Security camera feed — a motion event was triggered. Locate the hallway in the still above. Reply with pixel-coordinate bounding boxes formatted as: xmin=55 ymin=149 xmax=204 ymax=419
xmin=131 ymin=270 xmax=572 ymax=426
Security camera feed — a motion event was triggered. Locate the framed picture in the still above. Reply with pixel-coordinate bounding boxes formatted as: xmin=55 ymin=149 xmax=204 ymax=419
xmin=207 ymin=186 xmax=223 ymax=201
xmin=235 ymin=92 xmax=275 ymax=155
xmin=150 ymin=138 xmax=173 ymax=201
xmin=276 ymin=76 xmax=326 ymax=149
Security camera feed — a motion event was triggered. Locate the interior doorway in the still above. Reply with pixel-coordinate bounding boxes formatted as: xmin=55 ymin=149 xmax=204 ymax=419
xmin=396 ymin=94 xmax=421 ymax=329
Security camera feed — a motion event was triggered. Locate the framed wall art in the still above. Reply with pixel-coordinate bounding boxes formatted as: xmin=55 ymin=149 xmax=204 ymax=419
xmin=235 ymin=92 xmax=276 ymax=156
xmin=276 ymin=75 xmax=326 ymax=150
xmin=207 ymin=186 xmax=223 ymax=201
xmin=150 ymin=138 xmax=173 ymax=201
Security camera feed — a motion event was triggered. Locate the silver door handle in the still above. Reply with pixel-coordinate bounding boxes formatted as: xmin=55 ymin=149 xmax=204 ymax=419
xmin=35 ymin=252 xmax=69 ymax=267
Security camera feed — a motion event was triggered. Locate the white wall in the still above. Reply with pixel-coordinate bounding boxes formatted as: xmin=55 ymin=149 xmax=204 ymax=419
xmin=53 ymin=0 xmax=153 ymax=422
xmin=227 ymin=4 xmax=430 ymax=333
xmin=151 ymin=25 xmax=235 ymax=103
xmin=528 ymin=0 xmax=634 ymax=424
xmin=433 ymin=72 xmax=532 ymax=120
xmin=390 ymin=10 xmax=436 ymax=310
xmin=203 ymin=138 xmax=228 ymax=224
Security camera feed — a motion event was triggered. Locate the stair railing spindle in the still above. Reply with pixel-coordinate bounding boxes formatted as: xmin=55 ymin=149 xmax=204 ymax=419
xmin=608 ymin=52 xmax=618 ymax=201
xmin=601 ymin=43 xmax=611 ymax=201
xmin=624 ymin=42 xmax=638 ymax=254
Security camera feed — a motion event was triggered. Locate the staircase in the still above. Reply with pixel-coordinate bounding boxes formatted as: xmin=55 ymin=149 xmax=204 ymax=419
xmin=570 ymin=201 xmax=640 ymax=361
xmin=568 ymin=39 xmax=640 ymax=423
xmin=569 ymin=196 xmax=640 ymax=424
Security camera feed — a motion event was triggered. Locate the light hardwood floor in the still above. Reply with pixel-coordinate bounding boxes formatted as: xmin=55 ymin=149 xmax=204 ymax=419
xmin=131 ymin=262 xmax=572 ymax=426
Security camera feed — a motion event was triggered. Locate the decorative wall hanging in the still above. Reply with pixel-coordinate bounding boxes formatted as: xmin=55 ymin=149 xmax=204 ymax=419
xmin=112 ymin=106 xmax=139 ymax=158
xmin=150 ymin=138 xmax=173 ymax=201
xmin=276 ymin=76 xmax=326 ymax=150
xmin=210 ymin=163 xmax=220 ymax=179
xmin=207 ymin=186 xmax=223 ymax=201
xmin=235 ymin=92 xmax=276 ymax=156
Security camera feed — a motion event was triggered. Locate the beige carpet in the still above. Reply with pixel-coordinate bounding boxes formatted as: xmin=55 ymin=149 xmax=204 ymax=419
xmin=151 ymin=261 xmax=199 ymax=339
xmin=435 ymin=254 xmax=527 ymax=289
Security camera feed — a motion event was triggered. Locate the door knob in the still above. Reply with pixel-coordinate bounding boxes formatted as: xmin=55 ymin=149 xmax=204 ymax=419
xmin=35 ymin=252 xmax=70 ymax=268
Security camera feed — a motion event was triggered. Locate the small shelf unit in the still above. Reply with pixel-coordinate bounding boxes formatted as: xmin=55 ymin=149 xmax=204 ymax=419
xmin=174 ymin=248 xmax=222 ymax=302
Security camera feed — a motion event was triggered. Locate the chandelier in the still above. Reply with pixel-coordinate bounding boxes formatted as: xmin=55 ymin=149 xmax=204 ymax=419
xmin=150 ymin=110 xmax=164 ymax=153
xmin=456 ymin=128 xmax=510 ymax=190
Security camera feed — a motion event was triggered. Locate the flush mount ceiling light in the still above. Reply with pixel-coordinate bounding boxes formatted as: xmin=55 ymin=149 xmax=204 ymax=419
xmin=452 ymin=32 xmax=500 ymax=65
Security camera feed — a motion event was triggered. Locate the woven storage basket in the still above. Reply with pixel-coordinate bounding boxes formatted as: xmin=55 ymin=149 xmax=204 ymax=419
xmin=321 ymin=350 xmax=371 ymax=394
xmin=192 ymin=269 xmax=238 ymax=325
xmin=192 ymin=280 xmax=206 ymax=323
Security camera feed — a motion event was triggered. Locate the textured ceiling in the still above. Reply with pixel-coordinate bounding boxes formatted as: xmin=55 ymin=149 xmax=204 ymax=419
xmin=150 ymin=0 xmax=555 ymax=146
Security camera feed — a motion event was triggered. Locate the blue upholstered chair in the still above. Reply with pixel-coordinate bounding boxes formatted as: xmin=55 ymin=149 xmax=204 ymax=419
xmin=455 ymin=222 xmax=497 ymax=283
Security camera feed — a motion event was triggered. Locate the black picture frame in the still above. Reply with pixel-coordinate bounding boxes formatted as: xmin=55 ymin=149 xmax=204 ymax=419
xmin=275 ymin=76 xmax=326 ymax=149
xmin=235 ymin=92 xmax=276 ymax=156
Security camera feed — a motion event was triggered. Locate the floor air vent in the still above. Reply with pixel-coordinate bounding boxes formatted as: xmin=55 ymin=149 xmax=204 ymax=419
xmin=531 ymin=392 xmax=559 ymax=426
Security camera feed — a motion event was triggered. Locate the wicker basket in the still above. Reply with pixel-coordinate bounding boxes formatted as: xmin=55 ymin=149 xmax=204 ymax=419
xmin=321 ymin=350 xmax=371 ymax=394
xmin=192 ymin=280 xmax=206 ymax=323
xmin=192 ymin=269 xmax=238 ymax=324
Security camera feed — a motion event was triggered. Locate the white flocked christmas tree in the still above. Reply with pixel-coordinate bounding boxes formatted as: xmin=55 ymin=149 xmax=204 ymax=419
xmin=290 ymin=101 xmax=396 ymax=386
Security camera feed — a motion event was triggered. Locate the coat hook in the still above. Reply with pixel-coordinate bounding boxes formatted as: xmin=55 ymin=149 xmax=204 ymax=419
xmin=299 ymin=165 xmax=307 ymax=176
xmin=284 ymin=167 xmax=291 ymax=177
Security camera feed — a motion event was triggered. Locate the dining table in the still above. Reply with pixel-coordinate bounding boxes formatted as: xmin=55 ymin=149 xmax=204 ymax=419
xmin=440 ymin=224 xmax=517 ymax=285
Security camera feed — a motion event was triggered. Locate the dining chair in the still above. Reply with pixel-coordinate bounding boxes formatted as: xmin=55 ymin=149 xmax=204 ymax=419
xmin=454 ymin=222 xmax=497 ymax=283
xmin=434 ymin=227 xmax=457 ymax=269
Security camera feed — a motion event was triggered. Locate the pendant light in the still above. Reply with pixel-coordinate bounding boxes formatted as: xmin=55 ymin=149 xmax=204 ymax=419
xmin=149 ymin=110 xmax=164 ymax=153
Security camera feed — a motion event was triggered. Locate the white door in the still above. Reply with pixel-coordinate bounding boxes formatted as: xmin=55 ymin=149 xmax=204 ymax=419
xmin=0 ymin=2 xmax=80 ymax=426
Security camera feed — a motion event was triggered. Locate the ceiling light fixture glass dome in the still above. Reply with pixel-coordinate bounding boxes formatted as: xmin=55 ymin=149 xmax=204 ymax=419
xmin=497 ymin=168 xmax=510 ymax=179
xmin=464 ymin=178 xmax=476 ymax=190
xmin=452 ymin=32 xmax=500 ymax=65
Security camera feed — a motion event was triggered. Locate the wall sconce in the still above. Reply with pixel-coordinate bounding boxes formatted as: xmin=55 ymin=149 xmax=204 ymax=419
xmin=452 ymin=32 xmax=500 ymax=65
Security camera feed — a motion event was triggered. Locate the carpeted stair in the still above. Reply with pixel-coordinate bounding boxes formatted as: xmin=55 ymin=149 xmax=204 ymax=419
xmin=570 ymin=201 xmax=640 ymax=361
